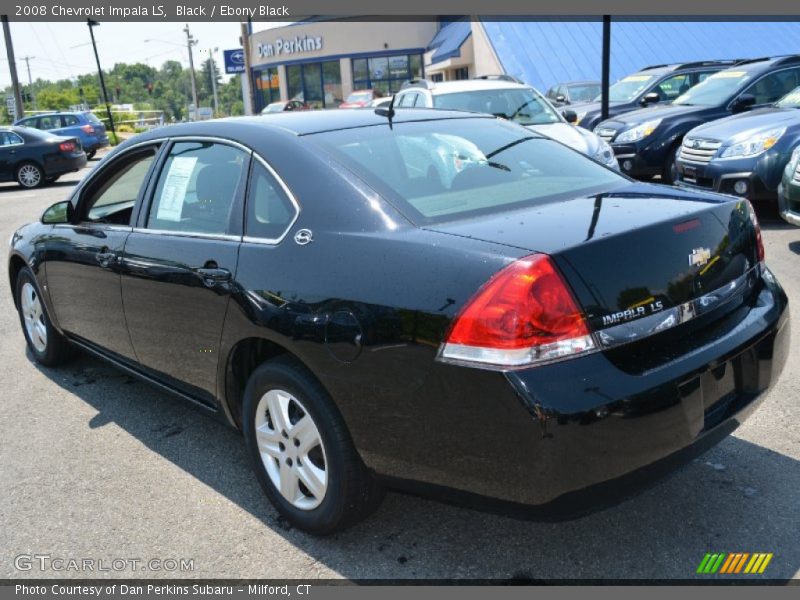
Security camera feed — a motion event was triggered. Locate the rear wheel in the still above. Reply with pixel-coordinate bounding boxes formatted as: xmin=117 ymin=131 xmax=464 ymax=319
xmin=15 ymin=268 xmax=73 ymax=366
xmin=242 ymin=356 xmax=384 ymax=534
xmin=86 ymin=150 xmax=97 ymax=160
xmin=16 ymin=162 xmax=43 ymax=188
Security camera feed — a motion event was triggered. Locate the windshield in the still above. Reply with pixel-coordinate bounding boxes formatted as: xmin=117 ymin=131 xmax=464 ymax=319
xmin=311 ymin=118 xmax=625 ymax=224
xmin=601 ymin=74 xmax=656 ymax=102
xmin=775 ymin=86 xmax=800 ymax=109
xmin=432 ymin=88 xmax=561 ymax=126
xmin=568 ymin=83 xmax=601 ymax=102
xmin=674 ymin=70 xmax=751 ymax=106
xmin=346 ymin=91 xmax=373 ymax=103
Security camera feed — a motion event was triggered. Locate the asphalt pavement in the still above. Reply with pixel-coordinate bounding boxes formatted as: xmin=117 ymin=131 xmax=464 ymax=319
xmin=1 ymin=153 xmax=798 ymax=581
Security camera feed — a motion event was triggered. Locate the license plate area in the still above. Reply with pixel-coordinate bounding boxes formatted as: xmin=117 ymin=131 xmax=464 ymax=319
xmin=682 ymin=165 xmax=697 ymax=183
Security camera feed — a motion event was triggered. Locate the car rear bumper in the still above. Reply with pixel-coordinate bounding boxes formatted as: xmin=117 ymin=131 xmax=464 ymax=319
xmin=374 ymin=271 xmax=789 ymax=517
xmin=44 ymin=153 xmax=87 ymax=177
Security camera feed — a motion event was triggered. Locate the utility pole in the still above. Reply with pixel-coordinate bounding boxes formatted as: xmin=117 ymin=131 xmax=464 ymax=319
xmin=87 ymin=20 xmax=116 ymax=140
xmin=240 ymin=21 xmax=256 ymax=115
xmin=183 ymin=24 xmax=199 ymax=120
xmin=21 ymin=56 xmax=36 ymax=110
xmin=206 ymin=47 xmax=219 ymax=115
xmin=2 ymin=16 xmax=24 ymax=120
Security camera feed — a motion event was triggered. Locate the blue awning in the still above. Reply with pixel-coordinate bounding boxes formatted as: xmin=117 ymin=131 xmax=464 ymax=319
xmin=481 ymin=19 xmax=800 ymax=92
xmin=428 ymin=20 xmax=472 ymax=64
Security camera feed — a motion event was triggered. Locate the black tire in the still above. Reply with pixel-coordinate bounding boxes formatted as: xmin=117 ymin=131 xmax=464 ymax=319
xmin=15 ymin=162 xmax=44 ymax=189
xmin=242 ymin=355 xmax=384 ymax=535
xmin=662 ymin=144 xmax=681 ymax=185
xmin=45 ymin=176 xmax=60 ymax=184
xmin=15 ymin=268 xmax=73 ymax=366
xmin=86 ymin=150 xmax=97 ymax=160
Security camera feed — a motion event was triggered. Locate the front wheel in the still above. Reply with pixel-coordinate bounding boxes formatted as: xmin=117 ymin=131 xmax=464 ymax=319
xmin=86 ymin=150 xmax=97 ymax=160
xmin=16 ymin=268 xmax=73 ymax=366
xmin=662 ymin=145 xmax=681 ymax=185
xmin=242 ymin=356 xmax=384 ymax=534
xmin=16 ymin=162 xmax=44 ymax=188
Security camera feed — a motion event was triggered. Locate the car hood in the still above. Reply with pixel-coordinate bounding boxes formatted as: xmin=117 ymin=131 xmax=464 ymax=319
xmin=525 ymin=122 xmax=603 ymax=156
xmin=687 ymin=107 xmax=800 ymax=141
xmin=602 ymin=103 xmax=702 ymax=128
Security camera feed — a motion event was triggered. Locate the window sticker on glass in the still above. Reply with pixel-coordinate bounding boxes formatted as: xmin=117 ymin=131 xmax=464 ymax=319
xmin=621 ymin=75 xmax=652 ymax=82
xmin=156 ymin=156 xmax=197 ymax=222
xmin=709 ymin=71 xmax=747 ymax=79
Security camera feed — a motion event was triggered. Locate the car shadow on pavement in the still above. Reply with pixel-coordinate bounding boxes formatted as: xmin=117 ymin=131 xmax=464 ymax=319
xmin=29 ymin=351 xmax=800 ymax=581
xmin=789 ymin=241 xmax=800 ymax=255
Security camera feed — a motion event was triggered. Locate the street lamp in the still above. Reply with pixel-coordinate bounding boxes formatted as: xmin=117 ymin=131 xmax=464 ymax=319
xmin=86 ymin=19 xmax=116 ymax=140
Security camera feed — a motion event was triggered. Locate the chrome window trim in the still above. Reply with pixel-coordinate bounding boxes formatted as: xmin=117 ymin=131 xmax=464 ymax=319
xmin=131 ymin=227 xmax=241 ymax=242
xmin=109 ymin=136 xmax=300 ymax=245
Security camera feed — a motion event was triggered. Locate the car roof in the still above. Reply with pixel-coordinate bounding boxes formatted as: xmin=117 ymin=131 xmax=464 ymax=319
xmin=405 ymin=80 xmax=530 ymax=95
xmin=132 ymin=109 xmax=495 ymax=139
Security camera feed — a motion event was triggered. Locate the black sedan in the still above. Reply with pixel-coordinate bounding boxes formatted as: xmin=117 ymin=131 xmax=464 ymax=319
xmin=0 ymin=126 xmax=86 ymax=188
xmin=8 ymin=110 xmax=789 ymax=534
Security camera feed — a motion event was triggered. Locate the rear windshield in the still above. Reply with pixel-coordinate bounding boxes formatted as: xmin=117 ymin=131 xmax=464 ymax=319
xmin=432 ymin=87 xmax=561 ymax=125
xmin=86 ymin=112 xmax=103 ymax=125
xmin=346 ymin=91 xmax=373 ymax=103
xmin=568 ymin=83 xmax=601 ymax=102
xmin=311 ymin=118 xmax=626 ymax=225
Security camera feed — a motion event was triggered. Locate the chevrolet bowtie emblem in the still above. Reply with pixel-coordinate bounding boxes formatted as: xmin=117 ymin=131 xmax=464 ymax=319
xmin=689 ymin=247 xmax=712 ymax=267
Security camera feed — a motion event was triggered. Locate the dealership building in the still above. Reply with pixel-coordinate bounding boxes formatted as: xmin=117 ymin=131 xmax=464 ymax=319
xmin=247 ymin=18 xmax=800 ymax=110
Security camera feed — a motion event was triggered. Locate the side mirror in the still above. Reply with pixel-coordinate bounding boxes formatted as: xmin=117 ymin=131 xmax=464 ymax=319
xmin=41 ymin=200 xmax=73 ymax=225
xmin=640 ymin=92 xmax=660 ymax=106
xmin=555 ymin=94 xmax=566 ymax=103
xmin=562 ymin=109 xmax=578 ymax=124
xmin=732 ymin=93 xmax=757 ymax=113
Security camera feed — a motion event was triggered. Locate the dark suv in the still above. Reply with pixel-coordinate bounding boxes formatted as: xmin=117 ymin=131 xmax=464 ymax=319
xmin=572 ymin=60 xmax=743 ymax=131
xmin=595 ymin=56 xmax=800 ymax=183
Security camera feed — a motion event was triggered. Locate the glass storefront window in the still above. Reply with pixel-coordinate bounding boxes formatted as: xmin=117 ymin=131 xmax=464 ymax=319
xmin=255 ymin=67 xmax=281 ymax=108
xmin=322 ymin=61 xmax=343 ymax=107
xmin=287 ymin=64 xmax=303 ymax=102
xmin=276 ymin=61 xmax=342 ymax=109
xmin=353 ymin=53 xmax=424 ymax=96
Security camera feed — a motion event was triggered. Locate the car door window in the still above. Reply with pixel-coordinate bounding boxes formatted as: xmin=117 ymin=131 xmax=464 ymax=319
xmin=397 ymin=93 xmax=415 ymax=107
xmin=652 ymin=74 xmax=690 ymax=101
xmin=744 ymin=69 xmax=800 ymax=105
xmin=245 ymin=160 xmax=298 ymax=241
xmin=37 ymin=115 xmax=60 ymax=130
xmin=146 ymin=141 xmax=248 ymax=235
xmin=80 ymin=147 xmax=159 ymax=225
xmin=0 ymin=131 xmax=24 ymax=146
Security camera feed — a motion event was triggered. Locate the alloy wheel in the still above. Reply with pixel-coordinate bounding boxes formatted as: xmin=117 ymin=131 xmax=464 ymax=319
xmin=254 ymin=389 xmax=328 ymax=510
xmin=20 ymin=282 xmax=47 ymax=352
xmin=18 ymin=164 xmax=42 ymax=188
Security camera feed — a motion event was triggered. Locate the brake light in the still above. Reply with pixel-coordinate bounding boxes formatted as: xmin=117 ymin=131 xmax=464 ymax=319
xmin=439 ymin=254 xmax=595 ymax=368
xmin=80 ymin=124 xmax=95 ymax=134
xmin=745 ymin=200 xmax=765 ymax=262
xmin=59 ymin=142 xmax=76 ymax=152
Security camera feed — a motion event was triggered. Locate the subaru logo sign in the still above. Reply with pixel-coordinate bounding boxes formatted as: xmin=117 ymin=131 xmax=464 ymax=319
xmin=224 ymin=49 xmax=246 ymax=74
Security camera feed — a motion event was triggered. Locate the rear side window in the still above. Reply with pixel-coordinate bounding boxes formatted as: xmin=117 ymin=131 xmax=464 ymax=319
xmin=37 ymin=115 xmax=61 ymax=130
xmin=146 ymin=141 xmax=248 ymax=235
xmin=0 ymin=131 xmax=23 ymax=146
xmin=63 ymin=115 xmax=80 ymax=126
xmin=245 ymin=161 xmax=297 ymax=241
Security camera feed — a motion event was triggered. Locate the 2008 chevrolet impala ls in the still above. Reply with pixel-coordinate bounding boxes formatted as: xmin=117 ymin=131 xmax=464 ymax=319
xmin=8 ymin=110 xmax=789 ymax=534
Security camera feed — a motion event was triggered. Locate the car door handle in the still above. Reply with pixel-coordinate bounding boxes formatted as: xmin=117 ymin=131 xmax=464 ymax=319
xmin=196 ymin=267 xmax=231 ymax=285
xmin=96 ymin=251 xmax=116 ymax=267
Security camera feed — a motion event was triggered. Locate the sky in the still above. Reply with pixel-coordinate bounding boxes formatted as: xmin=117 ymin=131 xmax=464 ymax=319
xmin=0 ymin=21 xmax=283 ymax=88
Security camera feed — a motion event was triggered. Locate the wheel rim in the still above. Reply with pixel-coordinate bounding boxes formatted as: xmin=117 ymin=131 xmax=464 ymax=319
xmin=18 ymin=165 xmax=41 ymax=187
xmin=20 ymin=282 xmax=47 ymax=352
xmin=255 ymin=389 xmax=328 ymax=510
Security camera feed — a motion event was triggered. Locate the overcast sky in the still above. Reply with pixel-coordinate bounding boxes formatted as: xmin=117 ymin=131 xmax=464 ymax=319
xmin=0 ymin=21 xmax=283 ymax=88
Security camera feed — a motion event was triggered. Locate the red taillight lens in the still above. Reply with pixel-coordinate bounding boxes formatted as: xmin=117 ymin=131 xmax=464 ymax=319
xmin=80 ymin=124 xmax=95 ymax=134
xmin=59 ymin=142 xmax=75 ymax=152
xmin=746 ymin=200 xmax=765 ymax=263
xmin=439 ymin=254 xmax=595 ymax=368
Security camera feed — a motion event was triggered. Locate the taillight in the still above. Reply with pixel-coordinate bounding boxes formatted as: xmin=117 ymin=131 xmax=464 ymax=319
xmin=80 ymin=124 xmax=95 ymax=134
xmin=59 ymin=142 xmax=75 ymax=152
xmin=438 ymin=254 xmax=595 ymax=369
xmin=746 ymin=200 xmax=765 ymax=263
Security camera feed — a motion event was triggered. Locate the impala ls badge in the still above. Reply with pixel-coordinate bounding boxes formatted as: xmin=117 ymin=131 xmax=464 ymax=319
xmin=689 ymin=247 xmax=712 ymax=267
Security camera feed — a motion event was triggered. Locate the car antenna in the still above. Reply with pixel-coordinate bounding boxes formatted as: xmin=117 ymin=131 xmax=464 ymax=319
xmin=375 ymin=95 xmax=396 ymax=129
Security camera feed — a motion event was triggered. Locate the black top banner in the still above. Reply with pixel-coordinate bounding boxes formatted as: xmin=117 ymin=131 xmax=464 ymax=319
xmin=2 ymin=0 xmax=800 ymax=21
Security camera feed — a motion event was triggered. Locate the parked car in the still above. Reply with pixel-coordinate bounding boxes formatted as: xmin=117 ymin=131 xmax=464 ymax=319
xmin=9 ymin=110 xmax=788 ymax=535
xmin=778 ymin=144 xmax=800 ymax=225
xmin=261 ymin=100 xmax=310 ymax=114
xmin=367 ymin=96 xmax=393 ymax=109
xmin=675 ymin=86 xmax=800 ymax=201
xmin=339 ymin=89 xmax=382 ymax=108
xmin=594 ymin=55 xmax=800 ymax=183
xmin=0 ymin=126 xmax=86 ymax=188
xmin=571 ymin=61 xmax=743 ymax=131
xmin=546 ymin=80 xmax=601 ymax=107
xmin=393 ymin=78 xmax=618 ymax=169
xmin=15 ymin=111 xmax=108 ymax=159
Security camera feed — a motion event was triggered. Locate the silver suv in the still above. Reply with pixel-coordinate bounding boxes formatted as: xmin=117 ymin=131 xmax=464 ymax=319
xmin=393 ymin=77 xmax=619 ymax=169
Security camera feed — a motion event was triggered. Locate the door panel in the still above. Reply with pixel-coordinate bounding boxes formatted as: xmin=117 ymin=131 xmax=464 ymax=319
xmin=120 ymin=140 xmax=249 ymax=404
xmin=44 ymin=145 xmax=161 ymax=360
